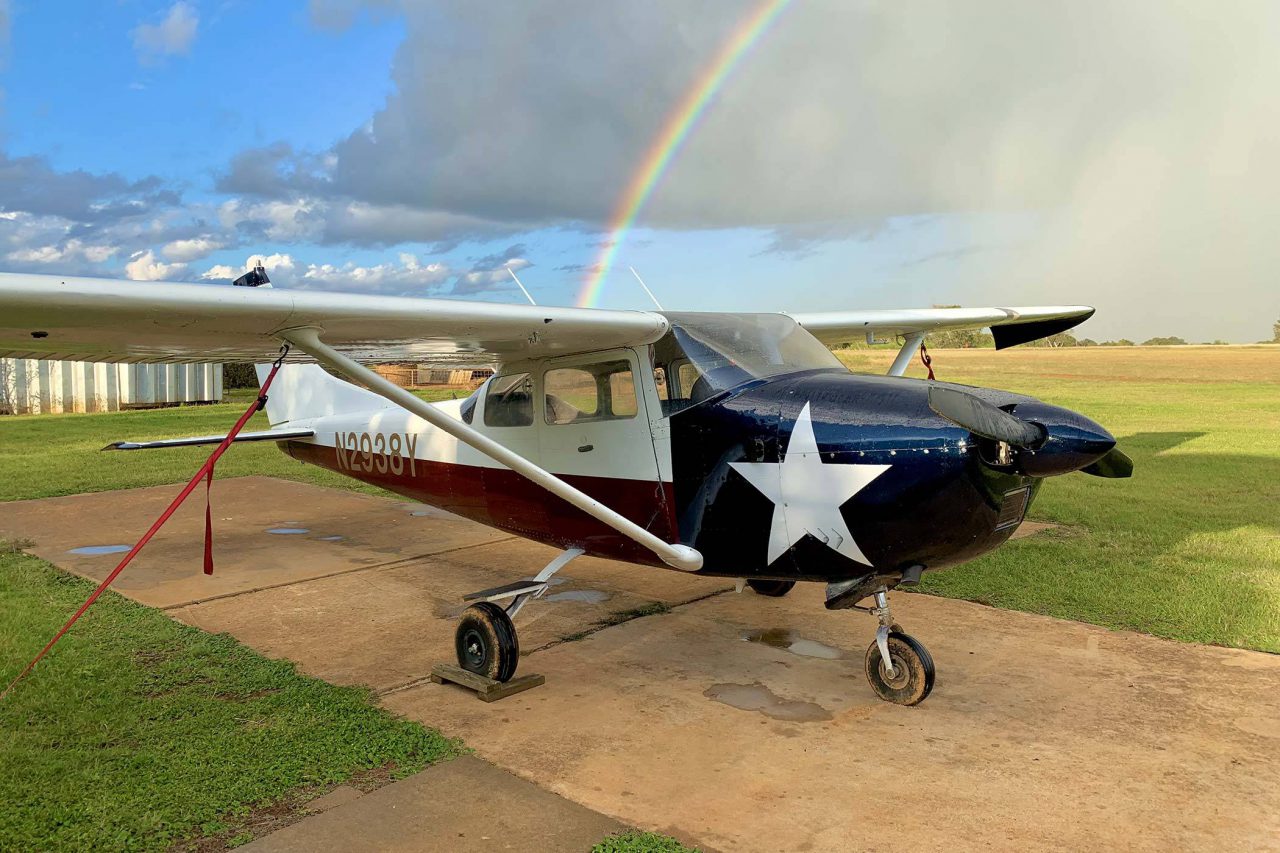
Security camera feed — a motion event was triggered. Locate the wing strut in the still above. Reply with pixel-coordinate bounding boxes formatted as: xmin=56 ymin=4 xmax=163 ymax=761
xmin=888 ymin=332 xmax=925 ymax=377
xmin=279 ymin=327 xmax=703 ymax=573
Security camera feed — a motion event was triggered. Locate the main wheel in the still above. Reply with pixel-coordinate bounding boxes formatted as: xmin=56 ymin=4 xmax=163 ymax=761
xmin=455 ymin=602 xmax=519 ymax=682
xmin=747 ymin=579 xmax=796 ymax=597
xmin=864 ymin=631 xmax=935 ymax=706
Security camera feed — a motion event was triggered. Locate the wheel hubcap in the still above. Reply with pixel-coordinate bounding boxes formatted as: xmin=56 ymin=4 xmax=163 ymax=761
xmin=880 ymin=654 xmax=911 ymax=689
xmin=463 ymin=630 xmax=486 ymax=668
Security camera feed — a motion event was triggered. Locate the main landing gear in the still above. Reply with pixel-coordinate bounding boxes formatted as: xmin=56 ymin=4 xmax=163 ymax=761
xmin=453 ymin=547 xmax=584 ymax=683
xmin=861 ymin=589 xmax=934 ymax=706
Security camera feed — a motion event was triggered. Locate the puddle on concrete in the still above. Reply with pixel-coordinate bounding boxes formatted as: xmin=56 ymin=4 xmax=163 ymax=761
xmin=742 ymin=628 xmax=844 ymax=660
xmin=704 ymin=682 xmax=832 ymax=722
xmin=546 ymin=589 xmax=611 ymax=604
xmin=67 ymin=544 xmax=132 ymax=556
xmin=316 ymin=535 xmax=345 ymax=542
xmin=266 ymin=527 xmax=310 ymax=535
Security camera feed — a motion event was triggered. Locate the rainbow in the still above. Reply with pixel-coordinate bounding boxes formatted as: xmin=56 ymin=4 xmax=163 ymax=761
xmin=576 ymin=0 xmax=793 ymax=308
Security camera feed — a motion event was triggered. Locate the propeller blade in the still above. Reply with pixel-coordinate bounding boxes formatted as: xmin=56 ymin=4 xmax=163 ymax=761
xmin=1081 ymin=447 xmax=1134 ymax=478
xmin=928 ymin=386 xmax=1046 ymax=449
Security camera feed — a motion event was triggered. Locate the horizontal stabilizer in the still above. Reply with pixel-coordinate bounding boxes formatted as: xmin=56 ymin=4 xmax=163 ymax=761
xmin=102 ymin=427 xmax=315 ymax=451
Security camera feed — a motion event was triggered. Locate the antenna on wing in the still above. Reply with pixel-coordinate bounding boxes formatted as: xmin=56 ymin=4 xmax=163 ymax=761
xmin=507 ymin=267 xmax=536 ymax=305
xmin=629 ymin=267 xmax=664 ymax=311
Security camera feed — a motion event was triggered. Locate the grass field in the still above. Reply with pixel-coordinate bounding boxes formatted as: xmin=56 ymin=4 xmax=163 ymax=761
xmin=1 ymin=347 xmax=1276 ymax=849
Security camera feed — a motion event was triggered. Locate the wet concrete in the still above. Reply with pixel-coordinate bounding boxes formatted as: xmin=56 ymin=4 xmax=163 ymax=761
xmin=704 ymin=682 xmax=833 ymax=722
xmin=385 ymin=584 xmax=1280 ymax=852
xmin=742 ymin=627 xmax=845 ymax=659
xmin=3 ymin=478 xmax=1276 ymax=851
xmin=0 ymin=477 xmax=512 ymax=609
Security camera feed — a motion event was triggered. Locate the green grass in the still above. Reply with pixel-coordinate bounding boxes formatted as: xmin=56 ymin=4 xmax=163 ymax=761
xmin=836 ymin=348 xmax=1280 ymax=653
xmin=0 ymin=544 xmax=461 ymax=851
xmin=593 ymin=831 xmax=700 ymax=853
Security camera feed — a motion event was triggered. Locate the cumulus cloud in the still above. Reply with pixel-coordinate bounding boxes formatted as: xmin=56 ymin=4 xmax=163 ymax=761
xmin=162 ymin=236 xmax=224 ymax=262
xmin=8 ymin=239 xmax=118 ymax=265
xmin=218 ymin=197 xmax=319 ymax=242
xmin=132 ymin=2 xmax=199 ymax=64
xmin=125 ymin=249 xmax=187 ymax=281
xmin=201 ymin=252 xmax=451 ymax=294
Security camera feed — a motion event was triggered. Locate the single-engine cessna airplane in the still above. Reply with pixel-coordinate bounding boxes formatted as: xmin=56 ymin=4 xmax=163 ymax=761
xmin=0 ymin=270 xmax=1130 ymax=705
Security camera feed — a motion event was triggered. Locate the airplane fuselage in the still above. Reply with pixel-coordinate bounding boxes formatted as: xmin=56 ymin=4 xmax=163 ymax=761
xmin=274 ymin=368 xmax=1084 ymax=588
xmin=261 ymin=311 xmax=1116 ymax=592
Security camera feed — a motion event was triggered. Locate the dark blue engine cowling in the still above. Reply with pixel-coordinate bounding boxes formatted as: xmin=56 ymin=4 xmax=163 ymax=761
xmin=670 ymin=369 xmax=1107 ymax=583
xmin=1006 ymin=400 xmax=1118 ymax=477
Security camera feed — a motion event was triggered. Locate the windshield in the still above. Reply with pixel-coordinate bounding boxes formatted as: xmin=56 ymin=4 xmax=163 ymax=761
xmin=651 ymin=312 xmax=846 ymax=408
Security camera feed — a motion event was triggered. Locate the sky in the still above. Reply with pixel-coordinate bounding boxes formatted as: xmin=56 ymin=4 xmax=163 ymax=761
xmin=0 ymin=0 xmax=1276 ymax=342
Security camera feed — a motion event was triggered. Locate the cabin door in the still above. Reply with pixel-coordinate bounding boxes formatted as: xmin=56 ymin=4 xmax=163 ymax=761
xmin=537 ymin=349 xmax=668 ymax=535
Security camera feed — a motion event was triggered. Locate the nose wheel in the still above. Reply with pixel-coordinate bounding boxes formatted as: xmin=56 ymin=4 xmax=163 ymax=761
xmin=861 ymin=589 xmax=935 ymax=705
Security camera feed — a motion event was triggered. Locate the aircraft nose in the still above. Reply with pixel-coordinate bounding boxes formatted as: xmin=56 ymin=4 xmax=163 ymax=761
xmin=1011 ymin=401 xmax=1117 ymax=478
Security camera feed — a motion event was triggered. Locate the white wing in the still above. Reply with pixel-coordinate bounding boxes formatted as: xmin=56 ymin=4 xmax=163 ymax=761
xmin=787 ymin=306 xmax=1094 ymax=349
xmin=0 ymin=271 xmax=1094 ymax=364
xmin=0 ymin=272 xmax=669 ymax=365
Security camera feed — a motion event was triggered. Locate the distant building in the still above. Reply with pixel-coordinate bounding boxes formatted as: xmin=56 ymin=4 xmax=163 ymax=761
xmin=0 ymin=359 xmax=222 ymax=415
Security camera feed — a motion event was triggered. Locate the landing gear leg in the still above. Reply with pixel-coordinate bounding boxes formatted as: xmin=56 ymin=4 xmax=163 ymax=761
xmin=454 ymin=547 xmax=584 ymax=683
xmin=862 ymin=587 xmax=935 ymax=706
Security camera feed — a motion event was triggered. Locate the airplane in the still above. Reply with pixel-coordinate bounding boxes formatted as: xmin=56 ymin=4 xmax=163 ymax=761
xmin=0 ymin=269 xmax=1131 ymax=706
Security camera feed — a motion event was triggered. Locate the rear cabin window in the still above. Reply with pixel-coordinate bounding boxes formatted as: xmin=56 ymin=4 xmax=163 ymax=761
xmin=484 ymin=373 xmax=534 ymax=427
xmin=544 ymin=360 xmax=638 ymax=424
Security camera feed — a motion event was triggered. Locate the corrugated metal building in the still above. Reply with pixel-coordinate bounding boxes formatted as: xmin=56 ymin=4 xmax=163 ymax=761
xmin=0 ymin=359 xmax=222 ymax=414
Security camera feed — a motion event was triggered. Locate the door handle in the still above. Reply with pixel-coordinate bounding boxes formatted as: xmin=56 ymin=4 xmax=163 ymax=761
xmin=578 ymin=444 xmax=594 ymax=453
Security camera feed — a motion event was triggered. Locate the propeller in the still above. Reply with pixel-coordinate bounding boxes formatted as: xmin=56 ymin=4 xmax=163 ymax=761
xmin=927 ymin=386 xmax=1046 ymax=449
xmin=1081 ymin=447 xmax=1134 ymax=478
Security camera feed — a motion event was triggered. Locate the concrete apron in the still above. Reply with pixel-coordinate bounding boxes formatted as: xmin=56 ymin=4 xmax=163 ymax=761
xmin=2 ymin=478 xmax=1278 ymax=851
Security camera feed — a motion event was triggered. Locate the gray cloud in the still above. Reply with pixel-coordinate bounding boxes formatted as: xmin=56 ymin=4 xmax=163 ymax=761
xmin=0 ymin=153 xmax=174 ymax=223
xmin=449 ymin=245 xmax=531 ymax=296
xmin=256 ymin=0 xmax=1277 ymax=339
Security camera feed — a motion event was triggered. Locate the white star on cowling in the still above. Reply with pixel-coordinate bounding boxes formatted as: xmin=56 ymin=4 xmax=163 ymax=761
xmin=730 ymin=402 xmax=891 ymax=567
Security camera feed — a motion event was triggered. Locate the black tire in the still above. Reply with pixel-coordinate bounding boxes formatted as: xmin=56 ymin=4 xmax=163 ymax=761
xmin=455 ymin=602 xmax=519 ymax=682
xmin=747 ymin=579 xmax=796 ymax=598
xmin=864 ymin=631 xmax=935 ymax=706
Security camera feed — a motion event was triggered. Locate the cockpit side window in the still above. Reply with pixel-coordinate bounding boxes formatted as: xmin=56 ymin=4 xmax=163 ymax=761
xmin=484 ymin=372 xmax=534 ymax=427
xmin=544 ymin=359 xmax=638 ymax=424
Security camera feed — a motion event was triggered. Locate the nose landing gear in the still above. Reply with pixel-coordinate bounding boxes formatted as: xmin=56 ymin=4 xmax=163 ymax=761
xmin=861 ymin=588 xmax=935 ymax=706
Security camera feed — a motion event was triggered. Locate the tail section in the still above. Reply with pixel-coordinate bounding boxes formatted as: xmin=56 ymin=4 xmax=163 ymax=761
xmin=254 ymin=363 xmax=390 ymax=426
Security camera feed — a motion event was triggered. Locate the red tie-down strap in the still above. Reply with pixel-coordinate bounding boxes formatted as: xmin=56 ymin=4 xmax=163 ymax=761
xmin=1 ymin=346 xmax=290 ymax=701
xmin=919 ymin=340 xmax=936 ymax=381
